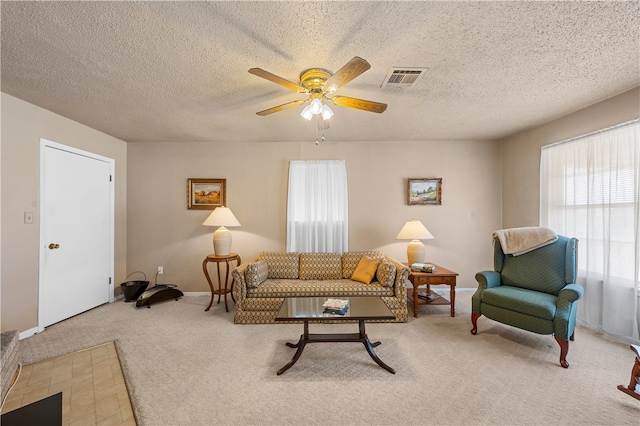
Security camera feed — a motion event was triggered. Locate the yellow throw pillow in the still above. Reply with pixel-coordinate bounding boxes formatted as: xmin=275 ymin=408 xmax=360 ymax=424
xmin=351 ymin=256 xmax=382 ymax=284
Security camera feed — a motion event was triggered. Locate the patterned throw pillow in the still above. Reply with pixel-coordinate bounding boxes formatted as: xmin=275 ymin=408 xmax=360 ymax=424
xmin=245 ymin=260 xmax=269 ymax=288
xmin=376 ymin=259 xmax=396 ymax=287
xmin=342 ymin=251 xmax=384 ymax=278
xmin=351 ymin=256 xmax=382 ymax=284
xmin=299 ymin=253 xmax=342 ymax=280
xmin=257 ymin=252 xmax=300 ymax=279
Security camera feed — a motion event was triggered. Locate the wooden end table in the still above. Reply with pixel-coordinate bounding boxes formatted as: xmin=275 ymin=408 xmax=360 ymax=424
xmin=202 ymin=253 xmax=241 ymax=312
xmin=407 ymin=264 xmax=458 ymax=318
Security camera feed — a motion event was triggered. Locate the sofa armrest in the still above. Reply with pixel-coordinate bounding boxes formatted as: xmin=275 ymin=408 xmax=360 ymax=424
xmin=557 ymin=283 xmax=584 ymax=304
xmin=554 ymin=283 xmax=584 ymax=340
xmin=475 ymin=270 xmax=501 ymax=290
xmin=231 ymin=257 xmax=259 ymax=303
xmin=384 ymin=255 xmax=411 ymax=300
xmin=472 ymin=270 xmax=501 ymax=314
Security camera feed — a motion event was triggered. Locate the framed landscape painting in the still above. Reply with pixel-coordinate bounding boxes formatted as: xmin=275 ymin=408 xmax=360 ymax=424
xmin=188 ymin=178 xmax=226 ymax=210
xmin=408 ymin=178 xmax=442 ymax=205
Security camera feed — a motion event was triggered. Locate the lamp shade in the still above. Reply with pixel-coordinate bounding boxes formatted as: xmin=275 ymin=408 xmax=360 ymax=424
xmin=309 ymin=98 xmax=323 ymax=114
xmin=300 ymin=105 xmax=313 ymax=121
xmin=203 ymin=207 xmax=241 ymax=256
xmin=321 ymin=104 xmax=334 ymax=120
xmin=396 ymin=219 xmax=434 ymax=240
xmin=396 ymin=219 xmax=434 ymax=266
xmin=202 ymin=207 xmax=241 ymax=227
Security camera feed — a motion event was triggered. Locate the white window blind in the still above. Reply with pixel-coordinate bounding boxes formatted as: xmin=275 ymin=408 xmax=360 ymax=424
xmin=540 ymin=120 xmax=639 ymax=342
xmin=286 ymin=160 xmax=348 ymax=253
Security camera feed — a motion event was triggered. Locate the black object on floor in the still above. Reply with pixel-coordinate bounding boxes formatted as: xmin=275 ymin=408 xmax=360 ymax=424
xmin=120 ymin=271 xmax=149 ymax=302
xmin=1 ymin=392 xmax=62 ymax=426
xmin=136 ymin=284 xmax=183 ymax=308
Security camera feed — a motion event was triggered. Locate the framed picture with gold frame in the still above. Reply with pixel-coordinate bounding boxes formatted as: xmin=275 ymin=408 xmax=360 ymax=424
xmin=188 ymin=178 xmax=226 ymax=210
xmin=408 ymin=178 xmax=442 ymax=205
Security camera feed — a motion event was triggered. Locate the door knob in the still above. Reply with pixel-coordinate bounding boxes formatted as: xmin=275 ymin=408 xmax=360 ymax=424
xmin=48 ymin=243 xmax=60 ymax=249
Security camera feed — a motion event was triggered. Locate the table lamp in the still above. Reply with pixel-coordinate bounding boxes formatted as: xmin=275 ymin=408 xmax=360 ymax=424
xmin=202 ymin=206 xmax=241 ymax=256
xmin=396 ymin=219 xmax=434 ymax=265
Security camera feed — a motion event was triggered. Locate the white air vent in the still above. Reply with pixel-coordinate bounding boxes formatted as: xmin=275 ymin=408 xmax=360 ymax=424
xmin=381 ymin=67 xmax=429 ymax=88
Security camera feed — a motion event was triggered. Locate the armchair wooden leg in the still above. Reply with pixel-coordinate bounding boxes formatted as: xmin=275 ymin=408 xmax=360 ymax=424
xmin=470 ymin=313 xmax=481 ymax=335
xmin=570 ymin=332 xmax=575 ymax=341
xmin=554 ymin=336 xmax=570 ymax=368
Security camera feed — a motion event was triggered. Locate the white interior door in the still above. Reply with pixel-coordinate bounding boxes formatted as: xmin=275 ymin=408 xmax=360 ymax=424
xmin=39 ymin=140 xmax=114 ymax=329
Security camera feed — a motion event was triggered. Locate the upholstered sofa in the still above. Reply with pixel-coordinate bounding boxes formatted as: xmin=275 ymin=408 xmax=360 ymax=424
xmin=231 ymin=251 xmax=410 ymax=324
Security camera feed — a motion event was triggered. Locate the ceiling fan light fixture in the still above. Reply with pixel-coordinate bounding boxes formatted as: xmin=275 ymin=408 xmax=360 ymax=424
xmin=309 ymin=98 xmax=323 ymax=115
xmin=300 ymin=105 xmax=313 ymax=121
xmin=321 ymin=104 xmax=334 ymax=120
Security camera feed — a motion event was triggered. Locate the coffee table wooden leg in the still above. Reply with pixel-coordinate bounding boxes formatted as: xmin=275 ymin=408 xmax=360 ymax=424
xmin=277 ymin=335 xmax=307 ymax=375
xmin=362 ymin=338 xmax=395 ymax=374
xmin=278 ymin=321 xmax=310 ymax=375
xmin=359 ymin=320 xmax=395 ymax=374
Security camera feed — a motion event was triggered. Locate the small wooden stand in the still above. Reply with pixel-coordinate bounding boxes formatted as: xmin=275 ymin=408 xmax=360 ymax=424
xmin=202 ymin=253 xmax=241 ymax=312
xmin=407 ymin=265 xmax=458 ymax=317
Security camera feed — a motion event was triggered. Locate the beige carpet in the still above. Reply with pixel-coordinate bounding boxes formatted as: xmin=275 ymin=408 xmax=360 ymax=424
xmin=17 ymin=291 xmax=640 ymax=425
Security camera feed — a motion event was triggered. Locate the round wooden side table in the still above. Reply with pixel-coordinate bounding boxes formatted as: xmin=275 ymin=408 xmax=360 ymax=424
xmin=202 ymin=253 xmax=241 ymax=312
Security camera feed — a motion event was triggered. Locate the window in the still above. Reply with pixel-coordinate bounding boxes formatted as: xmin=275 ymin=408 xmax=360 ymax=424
xmin=286 ymin=160 xmax=348 ymax=253
xmin=540 ymin=120 xmax=639 ymax=342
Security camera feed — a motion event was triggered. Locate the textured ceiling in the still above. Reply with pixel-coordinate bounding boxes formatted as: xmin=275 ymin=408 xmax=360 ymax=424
xmin=1 ymin=1 xmax=639 ymax=143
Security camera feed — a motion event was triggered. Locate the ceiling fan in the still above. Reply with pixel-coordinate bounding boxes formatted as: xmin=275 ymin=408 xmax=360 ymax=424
xmin=248 ymin=56 xmax=387 ymax=124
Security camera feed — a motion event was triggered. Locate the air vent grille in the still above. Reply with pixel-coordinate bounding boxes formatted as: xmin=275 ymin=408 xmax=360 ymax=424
xmin=381 ymin=67 xmax=429 ymax=88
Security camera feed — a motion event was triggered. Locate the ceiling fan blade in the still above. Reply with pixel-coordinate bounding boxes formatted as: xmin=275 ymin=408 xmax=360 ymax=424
xmin=331 ymin=96 xmax=387 ymax=113
xmin=323 ymin=57 xmax=371 ymax=93
xmin=249 ymin=68 xmax=306 ymax=93
xmin=256 ymin=100 xmax=305 ymax=116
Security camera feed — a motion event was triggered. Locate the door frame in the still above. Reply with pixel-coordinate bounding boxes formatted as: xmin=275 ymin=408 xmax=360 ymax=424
xmin=38 ymin=138 xmax=115 ymax=332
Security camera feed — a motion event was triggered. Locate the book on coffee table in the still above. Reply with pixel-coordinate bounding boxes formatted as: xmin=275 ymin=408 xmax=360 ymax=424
xmin=323 ymin=298 xmax=349 ymax=315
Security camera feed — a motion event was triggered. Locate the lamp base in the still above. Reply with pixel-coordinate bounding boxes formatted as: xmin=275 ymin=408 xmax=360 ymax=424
xmin=213 ymin=226 xmax=232 ymax=256
xmin=407 ymin=240 xmax=426 ymax=266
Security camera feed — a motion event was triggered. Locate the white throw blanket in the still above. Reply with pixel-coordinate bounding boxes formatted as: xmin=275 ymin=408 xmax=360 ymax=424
xmin=493 ymin=227 xmax=558 ymax=256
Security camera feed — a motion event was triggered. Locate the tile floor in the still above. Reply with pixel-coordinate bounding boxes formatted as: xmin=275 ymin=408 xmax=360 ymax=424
xmin=1 ymin=342 xmax=136 ymax=425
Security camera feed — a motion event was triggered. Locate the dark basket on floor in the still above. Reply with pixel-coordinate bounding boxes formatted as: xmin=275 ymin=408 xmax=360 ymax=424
xmin=120 ymin=271 xmax=149 ymax=302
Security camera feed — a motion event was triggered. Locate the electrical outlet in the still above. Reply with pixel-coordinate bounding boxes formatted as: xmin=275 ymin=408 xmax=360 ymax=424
xmin=157 ymin=266 xmax=163 ymax=275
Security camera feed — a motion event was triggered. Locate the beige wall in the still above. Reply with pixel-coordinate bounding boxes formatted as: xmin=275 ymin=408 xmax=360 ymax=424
xmin=5 ymin=87 xmax=636 ymax=334
xmin=127 ymin=139 xmax=502 ymax=294
xmin=501 ymin=87 xmax=640 ymax=228
xmin=1 ymin=93 xmax=128 ymax=333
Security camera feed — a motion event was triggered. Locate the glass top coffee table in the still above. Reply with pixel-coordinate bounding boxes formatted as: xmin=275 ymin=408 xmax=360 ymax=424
xmin=275 ymin=296 xmax=396 ymax=375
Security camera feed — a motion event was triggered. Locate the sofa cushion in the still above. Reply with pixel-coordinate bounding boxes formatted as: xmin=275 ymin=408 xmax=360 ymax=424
xmin=376 ymin=259 xmax=396 ymax=287
xmin=246 ymin=278 xmax=394 ymax=298
xmin=342 ymin=251 xmax=384 ymax=278
xmin=245 ymin=260 xmax=269 ymax=288
xmin=257 ymin=252 xmax=300 ymax=279
xmin=481 ymin=286 xmax=557 ymax=320
xmin=299 ymin=253 xmax=342 ymax=280
xmin=351 ymin=256 xmax=382 ymax=284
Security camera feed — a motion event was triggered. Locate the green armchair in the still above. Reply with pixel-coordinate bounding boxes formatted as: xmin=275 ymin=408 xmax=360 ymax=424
xmin=471 ymin=234 xmax=583 ymax=368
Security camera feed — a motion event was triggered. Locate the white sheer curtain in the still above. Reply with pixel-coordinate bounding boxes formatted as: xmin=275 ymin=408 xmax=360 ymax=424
xmin=286 ymin=160 xmax=348 ymax=253
xmin=540 ymin=120 xmax=640 ymax=343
